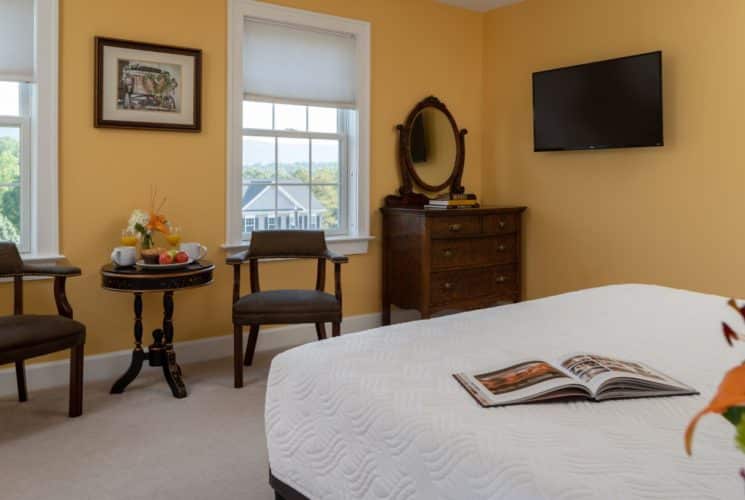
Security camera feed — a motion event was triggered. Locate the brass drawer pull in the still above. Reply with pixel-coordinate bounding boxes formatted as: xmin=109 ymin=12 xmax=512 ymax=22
xmin=497 ymin=275 xmax=507 ymax=283
xmin=442 ymin=248 xmax=454 ymax=257
xmin=498 ymin=244 xmax=506 ymax=252
xmin=443 ymin=282 xmax=454 ymax=290
xmin=448 ymin=223 xmax=462 ymax=232
xmin=498 ymin=220 xmax=506 ymax=229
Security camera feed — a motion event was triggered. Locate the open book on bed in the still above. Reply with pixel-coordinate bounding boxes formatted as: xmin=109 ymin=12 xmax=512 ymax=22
xmin=453 ymin=353 xmax=698 ymax=408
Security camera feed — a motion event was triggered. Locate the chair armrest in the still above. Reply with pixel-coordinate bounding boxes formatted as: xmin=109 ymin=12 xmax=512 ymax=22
xmin=22 ymin=264 xmax=81 ymax=277
xmin=226 ymin=249 xmax=249 ymax=265
xmin=325 ymin=249 xmax=349 ymax=264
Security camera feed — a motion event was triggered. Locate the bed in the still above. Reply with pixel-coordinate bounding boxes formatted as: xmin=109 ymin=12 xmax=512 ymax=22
xmin=265 ymin=284 xmax=744 ymax=499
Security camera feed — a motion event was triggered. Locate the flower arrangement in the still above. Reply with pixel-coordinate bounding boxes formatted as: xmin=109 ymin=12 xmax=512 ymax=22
xmin=686 ymin=298 xmax=745 ymax=476
xmin=127 ymin=187 xmax=170 ymax=250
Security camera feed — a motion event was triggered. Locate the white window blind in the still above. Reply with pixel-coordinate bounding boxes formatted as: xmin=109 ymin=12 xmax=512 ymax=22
xmin=0 ymin=0 xmax=35 ymax=82
xmin=243 ymin=18 xmax=357 ymax=108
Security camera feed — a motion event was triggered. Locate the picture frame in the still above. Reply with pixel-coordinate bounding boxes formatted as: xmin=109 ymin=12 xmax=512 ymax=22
xmin=94 ymin=37 xmax=202 ymax=132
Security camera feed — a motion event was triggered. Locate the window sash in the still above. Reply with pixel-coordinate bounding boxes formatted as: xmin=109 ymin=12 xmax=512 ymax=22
xmin=0 ymin=83 xmax=31 ymax=252
xmin=240 ymin=108 xmax=349 ymax=239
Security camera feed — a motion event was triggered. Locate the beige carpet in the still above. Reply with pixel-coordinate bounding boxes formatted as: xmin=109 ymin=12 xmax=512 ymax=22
xmin=0 ymin=349 xmax=283 ymax=500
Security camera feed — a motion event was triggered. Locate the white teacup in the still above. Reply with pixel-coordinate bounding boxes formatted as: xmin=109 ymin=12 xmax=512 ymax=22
xmin=180 ymin=242 xmax=207 ymax=261
xmin=111 ymin=246 xmax=136 ymax=267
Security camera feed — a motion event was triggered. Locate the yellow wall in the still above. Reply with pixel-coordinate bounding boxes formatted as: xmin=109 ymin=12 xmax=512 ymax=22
xmin=483 ymin=0 xmax=745 ymax=299
xmin=1 ymin=0 xmax=485 ymax=362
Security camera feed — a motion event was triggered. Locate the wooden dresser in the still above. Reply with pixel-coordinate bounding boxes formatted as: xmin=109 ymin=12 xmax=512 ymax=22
xmin=381 ymin=206 xmax=526 ymax=325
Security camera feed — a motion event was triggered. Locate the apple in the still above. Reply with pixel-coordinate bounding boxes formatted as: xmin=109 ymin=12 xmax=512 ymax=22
xmin=159 ymin=252 xmax=174 ymax=265
xmin=174 ymin=251 xmax=189 ymax=263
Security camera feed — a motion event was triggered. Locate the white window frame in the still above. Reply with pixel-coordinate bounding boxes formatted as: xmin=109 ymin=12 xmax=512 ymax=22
xmin=3 ymin=0 xmax=60 ymax=264
xmin=225 ymin=0 xmax=371 ymax=256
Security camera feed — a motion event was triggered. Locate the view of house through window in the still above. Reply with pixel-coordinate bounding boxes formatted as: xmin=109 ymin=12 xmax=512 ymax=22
xmin=241 ymin=100 xmax=349 ymax=238
xmin=0 ymin=81 xmax=24 ymax=246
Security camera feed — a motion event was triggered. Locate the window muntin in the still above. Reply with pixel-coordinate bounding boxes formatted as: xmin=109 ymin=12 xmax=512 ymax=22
xmin=241 ymin=99 xmax=348 ymax=239
xmin=0 ymin=81 xmax=29 ymax=250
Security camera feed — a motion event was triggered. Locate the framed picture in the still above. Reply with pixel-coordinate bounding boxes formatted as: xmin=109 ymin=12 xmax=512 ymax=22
xmin=94 ymin=37 xmax=202 ymax=131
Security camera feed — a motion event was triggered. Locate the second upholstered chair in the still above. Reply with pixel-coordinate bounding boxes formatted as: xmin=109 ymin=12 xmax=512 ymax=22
xmin=226 ymin=230 xmax=348 ymax=388
xmin=0 ymin=242 xmax=85 ymax=417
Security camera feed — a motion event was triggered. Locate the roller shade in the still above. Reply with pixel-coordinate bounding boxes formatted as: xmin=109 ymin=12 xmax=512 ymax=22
xmin=0 ymin=0 xmax=35 ymax=82
xmin=243 ymin=18 xmax=357 ymax=108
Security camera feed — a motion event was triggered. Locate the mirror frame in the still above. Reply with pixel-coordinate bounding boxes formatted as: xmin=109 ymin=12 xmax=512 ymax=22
xmin=387 ymin=96 xmax=467 ymax=207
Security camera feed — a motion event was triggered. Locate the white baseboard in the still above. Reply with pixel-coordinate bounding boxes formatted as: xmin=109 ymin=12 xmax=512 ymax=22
xmin=0 ymin=312 xmax=383 ymax=397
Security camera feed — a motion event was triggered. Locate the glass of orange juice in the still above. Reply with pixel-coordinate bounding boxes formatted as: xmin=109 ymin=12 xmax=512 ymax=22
xmin=121 ymin=228 xmax=138 ymax=247
xmin=165 ymin=225 xmax=181 ymax=248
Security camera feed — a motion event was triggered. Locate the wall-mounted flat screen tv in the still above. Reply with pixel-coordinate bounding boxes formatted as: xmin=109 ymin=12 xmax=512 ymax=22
xmin=532 ymin=51 xmax=663 ymax=152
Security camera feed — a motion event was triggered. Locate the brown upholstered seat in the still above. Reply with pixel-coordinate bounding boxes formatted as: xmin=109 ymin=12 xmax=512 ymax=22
xmin=234 ymin=290 xmax=340 ymax=321
xmin=0 ymin=315 xmax=85 ymax=352
xmin=0 ymin=242 xmax=85 ymax=417
xmin=227 ymin=230 xmax=348 ymax=388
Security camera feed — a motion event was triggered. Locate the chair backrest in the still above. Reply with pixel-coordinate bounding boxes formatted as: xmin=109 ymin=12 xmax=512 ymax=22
xmin=0 ymin=242 xmax=23 ymax=276
xmin=248 ymin=230 xmax=327 ymax=259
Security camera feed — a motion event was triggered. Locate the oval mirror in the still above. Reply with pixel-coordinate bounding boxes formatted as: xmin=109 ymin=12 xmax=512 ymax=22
xmin=387 ymin=96 xmax=468 ymax=207
xmin=408 ymin=107 xmax=457 ymax=190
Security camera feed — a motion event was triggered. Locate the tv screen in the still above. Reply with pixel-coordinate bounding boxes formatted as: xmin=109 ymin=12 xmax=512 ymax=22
xmin=532 ymin=51 xmax=663 ymax=151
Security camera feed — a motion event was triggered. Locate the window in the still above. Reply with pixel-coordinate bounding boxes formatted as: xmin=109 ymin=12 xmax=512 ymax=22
xmin=243 ymin=216 xmax=256 ymax=233
xmin=242 ymin=100 xmax=348 ymax=239
xmin=0 ymin=82 xmax=29 ymax=249
xmin=0 ymin=0 xmax=59 ymax=260
xmin=227 ymin=0 xmax=371 ymax=255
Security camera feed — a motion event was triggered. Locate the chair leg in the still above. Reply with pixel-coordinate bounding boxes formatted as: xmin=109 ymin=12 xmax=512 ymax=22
xmin=244 ymin=324 xmax=260 ymax=366
xmin=234 ymin=324 xmax=243 ymax=388
xmin=332 ymin=322 xmax=341 ymax=338
xmin=15 ymin=360 xmax=27 ymax=402
xmin=69 ymin=344 xmax=84 ymax=418
xmin=315 ymin=322 xmax=327 ymax=341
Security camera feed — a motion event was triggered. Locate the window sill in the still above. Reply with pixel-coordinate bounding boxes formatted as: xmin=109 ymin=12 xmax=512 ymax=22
xmin=221 ymin=235 xmax=373 ymax=258
xmin=21 ymin=253 xmax=65 ymax=264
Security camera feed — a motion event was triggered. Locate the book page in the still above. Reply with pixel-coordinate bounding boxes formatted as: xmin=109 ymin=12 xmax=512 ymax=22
xmin=556 ymin=353 xmax=694 ymax=395
xmin=556 ymin=353 xmax=611 ymax=392
xmin=456 ymin=360 xmax=585 ymax=406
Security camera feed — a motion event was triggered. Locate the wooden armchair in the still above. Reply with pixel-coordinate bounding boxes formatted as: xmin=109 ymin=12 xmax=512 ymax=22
xmin=227 ymin=231 xmax=348 ymax=388
xmin=0 ymin=243 xmax=85 ymax=417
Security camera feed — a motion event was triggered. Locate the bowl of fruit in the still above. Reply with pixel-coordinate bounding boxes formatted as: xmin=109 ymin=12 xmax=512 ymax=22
xmin=136 ymin=249 xmax=192 ymax=270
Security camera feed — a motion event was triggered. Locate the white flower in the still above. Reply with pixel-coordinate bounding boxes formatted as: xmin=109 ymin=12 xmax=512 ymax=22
xmin=128 ymin=209 xmax=150 ymax=233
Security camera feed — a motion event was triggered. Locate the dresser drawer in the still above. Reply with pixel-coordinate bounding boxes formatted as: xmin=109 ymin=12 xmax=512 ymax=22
xmin=430 ymin=265 xmax=517 ymax=305
xmin=431 ymin=235 xmax=517 ymax=270
xmin=483 ymin=214 xmax=519 ymax=234
xmin=430 ymin=215 xmax=483 ymax=238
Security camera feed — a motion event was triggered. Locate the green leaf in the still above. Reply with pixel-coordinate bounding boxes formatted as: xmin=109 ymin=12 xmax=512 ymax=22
xmin=723 ymin=407 xmax=745 ymax=426
xmin=134 ymin=223 xmax=146 ymax=234
xmin=736 ymin=417 xmax=745 ymax=454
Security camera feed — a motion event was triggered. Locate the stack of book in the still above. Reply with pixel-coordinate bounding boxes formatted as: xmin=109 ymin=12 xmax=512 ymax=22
xmin=426 ymin=193 xmax=479 ymax=209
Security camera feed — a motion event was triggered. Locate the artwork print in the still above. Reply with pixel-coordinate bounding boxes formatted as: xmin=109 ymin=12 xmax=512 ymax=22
xmin=117 ymin=59 xmax=182 ymax=113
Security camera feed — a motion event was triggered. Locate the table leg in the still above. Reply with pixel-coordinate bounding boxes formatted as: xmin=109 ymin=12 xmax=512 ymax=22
xmin=161 ymin=291 xmax=187 ymax=398
xmin=111 ymin=293 xmax=145 ymax=394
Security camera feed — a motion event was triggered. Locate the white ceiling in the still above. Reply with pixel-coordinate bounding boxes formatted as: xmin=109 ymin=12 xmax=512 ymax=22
xmin=437 ymin=0 xmax=524 ymax=12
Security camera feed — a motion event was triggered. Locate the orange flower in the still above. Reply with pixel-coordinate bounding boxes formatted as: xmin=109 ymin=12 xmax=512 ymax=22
xmin=685 ymin=363 xmax=745 ymax=455
xmin=146 ymin=186 xmax=169 ymax=234
xmin=147 ymin=213 xmax=169 ymax=235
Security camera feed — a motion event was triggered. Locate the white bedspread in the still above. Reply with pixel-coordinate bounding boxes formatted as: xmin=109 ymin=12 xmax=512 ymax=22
xmin=265 ymin=285 xmax=745 ymax=499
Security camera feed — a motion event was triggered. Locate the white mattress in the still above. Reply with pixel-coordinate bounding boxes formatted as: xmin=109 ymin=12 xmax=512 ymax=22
xmin=266 ymin=285 xmax=745 ymax=499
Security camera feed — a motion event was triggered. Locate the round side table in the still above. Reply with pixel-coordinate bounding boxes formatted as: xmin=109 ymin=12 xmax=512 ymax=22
xmin=101 ymin=261 xmax=215 ymax=398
